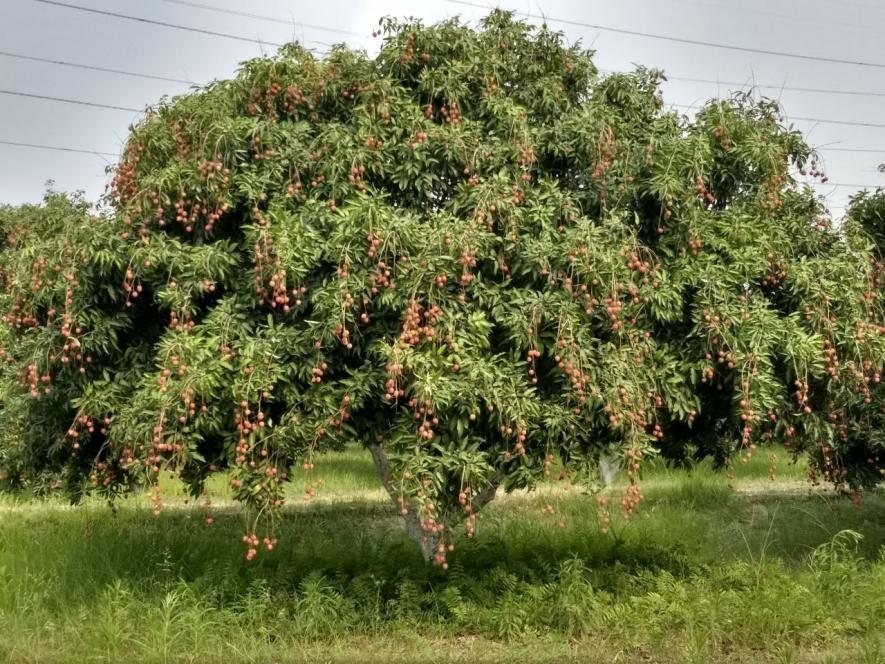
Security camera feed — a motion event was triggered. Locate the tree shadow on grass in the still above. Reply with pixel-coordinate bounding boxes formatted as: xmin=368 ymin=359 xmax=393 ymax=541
xmin=3 ymin=481 xmax=884 ymax=612
xmin=3 ymin=498 xmax=696 ymax=603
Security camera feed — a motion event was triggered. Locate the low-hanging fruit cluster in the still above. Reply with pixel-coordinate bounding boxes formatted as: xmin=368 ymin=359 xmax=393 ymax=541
xmin=0 ymin=11 xmax=883 ymax=562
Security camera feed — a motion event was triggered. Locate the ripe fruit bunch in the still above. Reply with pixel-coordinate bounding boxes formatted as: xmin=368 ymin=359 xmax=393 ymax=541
xmin=1 ymin=11 xmax=883 ymax=560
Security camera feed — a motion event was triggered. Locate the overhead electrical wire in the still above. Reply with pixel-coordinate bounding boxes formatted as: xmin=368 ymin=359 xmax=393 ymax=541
xmin=3 ymin=82 xmax=884 ymax=155
xmin=598 ymin=68 xmax=885 ymax=99
xmin=42 ymin=0 xmax=885 ymax=71
xmin=652 ymin=0 xmax=885 ymax=33
xmin=0 ymin=50 xmax=193 ymax=84
xmin=812 ymin=182 xmax=882 ymax=188
xmin=6 ymin=51 xmax=883 ymax=106
xmin=155 ymin=0 xmax=363 ymax=37
xmin=444 ymin=0 xmax=885 ymax=69
xmin=819 ymin=147 xmax=885 ymax=153
xmin=0 ymin=89 xmax=142 ymax=113
xmin=13 ymin=0 xmax=885 ymax=197
xmin=1 ymin=138 xmax=880 ymax=190
xmin=670 ymin=103 xmax=885 ymax=129
xmin=6 ymin=81 xmax=883 ymax=133
xmin=22 ymin=4 xmax=885 ymax=98
xmin=0 ymin=139 xmax=117 ymax=158
xmin=790 ymin=115 xmax=885 ymax=129
xmin=31 ymin=0 xmax=285 ymax=47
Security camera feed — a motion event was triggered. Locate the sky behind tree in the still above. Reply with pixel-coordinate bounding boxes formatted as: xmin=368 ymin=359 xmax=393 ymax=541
xmin=1 ymin=0 xmax=884 ymax=215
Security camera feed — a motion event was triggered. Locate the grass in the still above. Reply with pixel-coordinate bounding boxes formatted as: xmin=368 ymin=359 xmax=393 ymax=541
xmin=0 ymin=446 xmax=883 ymax=663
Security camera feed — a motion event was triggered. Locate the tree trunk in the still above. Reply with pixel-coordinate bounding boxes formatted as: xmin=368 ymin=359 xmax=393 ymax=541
xmin=368 ymin=443 xmax=501 ymax=561
xmin=599 ymin=450 xmax=621 ymax=486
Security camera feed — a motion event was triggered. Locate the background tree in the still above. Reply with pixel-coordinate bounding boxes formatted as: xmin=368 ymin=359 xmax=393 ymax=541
xmin=838 ymin=190 xmax=885 ymax=486
xmin=0 ymin=192 xmax=136 ymax=495
xmin=0 ymin=11 xmax=882 ymax=564
xmin=850 ymin=189 xmax=885 ymax=251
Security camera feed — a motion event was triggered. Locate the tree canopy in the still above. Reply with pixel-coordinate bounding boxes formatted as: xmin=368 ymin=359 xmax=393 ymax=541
xmin=1 ymin=11 xmax=883 ymax=564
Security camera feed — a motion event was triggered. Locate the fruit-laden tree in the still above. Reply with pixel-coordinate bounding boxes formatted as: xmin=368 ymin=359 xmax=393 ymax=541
xmin=1 ymin=11 xmax=883 ymax=564
xmin=850 ymin=189 xmax=885 ymax=250
xmin=0 ymin=193 xmax=136 ymax=493
xmin=840 ymin=190 xmax=885 ymax=479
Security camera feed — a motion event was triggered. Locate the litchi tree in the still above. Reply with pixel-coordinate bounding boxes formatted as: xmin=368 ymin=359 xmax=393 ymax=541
xmin=1 ymin=11 xmax=883 ymax=563
xmin=837 ymin=189 xmax=885 ymax=485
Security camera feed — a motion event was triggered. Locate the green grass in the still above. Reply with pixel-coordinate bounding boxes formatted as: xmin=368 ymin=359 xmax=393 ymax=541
xmin=0 ymin=446 xmax=883 ymax=663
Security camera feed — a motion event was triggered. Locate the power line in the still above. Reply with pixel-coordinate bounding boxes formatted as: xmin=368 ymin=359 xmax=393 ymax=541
xmin=31 ymin=0 xmax=284 ymax=47
xmin=6 ymin=83 xmax=883 ymax=156
xmin=445 ymin=0 xmax=885 ymax=69
xmin=13 ymin=6 xmax=885 ymax=104
xmin=823 ymin=0 xmax=885 ymax=11
xmin=819 ymin=147 xmax=885 ymax=153
xmin=23 ymin=1 xmax=885 ymax=94
xmin=0 ymin=139 xmax=117 ymax=158
xmin=812 ymin=182 xmax=882 ymax=188
xmin=671 ymin=103 xmax=885 ymax=129
xmin=12 ymin=30 xmax=867 ymax=109
xmin=664 ymin=0 xmax=885 ymax=34
xmin=659 ymin=74 xmax=885 ymax=99
xmin=156 ymin=0 xmax=363 ymax=38
xmin=791 ymin=115 xmax=885 ymax=129
xmin=0 ymin=89 xmax=142 ymax=113
xmin=2 ymin=138 xmax=879 ymax=190
xmin=7 ymin=3 xmax=885 ymax=188
xmin=600 ymin=67 xmax=885 ymax=99
xmin=3 ymin=138 xmax=880 ymax=203
xmin=0 ymin=50 xmax=193 ymax=85
xmin=1 ymin=59 xmax=879 ymax=132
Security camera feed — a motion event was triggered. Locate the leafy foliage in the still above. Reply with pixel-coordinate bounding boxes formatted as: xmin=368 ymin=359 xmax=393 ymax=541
xmin=1 ymin=11 xmax=883 ymax=562
xmin=841 ymin=189 xmax=885 ymax=478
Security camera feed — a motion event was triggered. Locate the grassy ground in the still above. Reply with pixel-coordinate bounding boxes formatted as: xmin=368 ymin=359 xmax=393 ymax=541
xmin=0 ymin=447 xmax=883 ymax=663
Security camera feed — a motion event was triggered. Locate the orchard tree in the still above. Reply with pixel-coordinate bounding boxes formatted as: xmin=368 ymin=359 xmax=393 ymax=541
xmin=850 ymin=189 xmax=885 ymax=250
xmin=0 ymin=192 xmax=139 ymax=494
xmin=1 ymin=11 xmax=883 ymax=564
xmin=840 ymin=189 xmax=885 ymax=481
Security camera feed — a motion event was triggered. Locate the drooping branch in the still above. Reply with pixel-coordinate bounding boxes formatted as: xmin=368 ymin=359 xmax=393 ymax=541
xmin=469 ymin=470 xmax=502 ymax=513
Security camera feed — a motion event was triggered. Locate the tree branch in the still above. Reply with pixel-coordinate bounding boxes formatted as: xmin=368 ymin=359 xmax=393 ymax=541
xmin=469 ymin=469 xmax=502 ymax=514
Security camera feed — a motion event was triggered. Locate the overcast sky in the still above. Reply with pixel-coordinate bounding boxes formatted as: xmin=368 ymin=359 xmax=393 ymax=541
xmin=1 ymin=0 xmax=884 ymax=216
